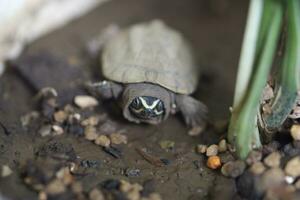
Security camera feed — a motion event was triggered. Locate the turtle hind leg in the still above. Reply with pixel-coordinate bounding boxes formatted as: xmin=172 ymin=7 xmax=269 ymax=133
xmin=175 ymin=94 xmax=208 ymax=128
xmin=86 ymin=80 xmax=123 ymax=100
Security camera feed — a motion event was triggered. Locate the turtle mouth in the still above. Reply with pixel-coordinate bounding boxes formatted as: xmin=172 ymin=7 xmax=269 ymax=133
xmin=129 ymin=96 xmax=165 ymax=120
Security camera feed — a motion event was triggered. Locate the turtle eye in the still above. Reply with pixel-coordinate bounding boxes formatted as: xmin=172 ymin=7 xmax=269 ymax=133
xmin=130 ymin=98 xmax=141 ymax=109
xmin=155 ymin=100 xmax=164 ymax=112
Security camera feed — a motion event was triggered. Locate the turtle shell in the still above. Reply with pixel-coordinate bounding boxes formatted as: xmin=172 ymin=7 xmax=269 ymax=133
xmin=102 ymin=20 xmax=199 ymax=94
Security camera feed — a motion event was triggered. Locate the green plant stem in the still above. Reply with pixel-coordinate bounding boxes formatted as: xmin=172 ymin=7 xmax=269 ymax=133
xmin=232 ymin=0 xmax=263 ymax=108
xmin=262 ymin=0 xmax=300 ymax=133
xmin=228 ymin=0 xmax=264 ymax=144
xmin=235 ymin=2 xmax=283 ymax=159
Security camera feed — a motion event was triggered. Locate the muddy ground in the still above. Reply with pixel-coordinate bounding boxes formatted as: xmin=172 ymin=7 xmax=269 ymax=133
xmin=0 ymin=0 xmax=248 ymax=199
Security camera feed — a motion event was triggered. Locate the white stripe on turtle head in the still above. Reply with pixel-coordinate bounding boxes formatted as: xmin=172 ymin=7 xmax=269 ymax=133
xmin=139 ymin=97 xmax=160 ymax=109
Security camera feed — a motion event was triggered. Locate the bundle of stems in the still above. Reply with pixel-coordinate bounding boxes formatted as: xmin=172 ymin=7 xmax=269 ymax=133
xmin=228 ymin=0 xmax=300 ymax=159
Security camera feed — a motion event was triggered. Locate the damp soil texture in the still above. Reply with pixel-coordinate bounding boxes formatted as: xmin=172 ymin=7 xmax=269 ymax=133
xmin=0 ymin=0 xmax=248 ymax=199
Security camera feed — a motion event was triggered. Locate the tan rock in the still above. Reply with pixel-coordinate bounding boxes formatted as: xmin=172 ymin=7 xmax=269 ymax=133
xmin=218 ymin=139 xmax=227 ymax=152
xmin=206 ymin=144 xmax=219 ymax=156
xmin=45 ymin=179 xmax=66 ymax=195
xmin=89 ymin=188 xmax=105 ymax=200
xmin=263 ymin=152 xmax=281 ymax=168
xmin=291 ymin=125 xmax=300 ymax=140
xmin=95 ymin=135 xmax=111 ymax=147
xmin=74 ymin=95 xmax=98 ymax=108
xmin=84 ymin=126 xmax=98 ymax=141
xmin=285 ymin=156 xmax=300 ymax=177
xmin=250 ymin=162 xmax=266 ymax=175
xmin=53 ymin=110 xmax=68 ymax=123
xmin=110 ymin=133 xmax=128 ymax=145
xmin=196 ymin=144 xmax=207 ymax=154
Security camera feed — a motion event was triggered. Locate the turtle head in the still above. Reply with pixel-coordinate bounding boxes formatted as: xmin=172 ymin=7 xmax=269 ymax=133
xmin=129 ymin=96 xmax=165 ymax=120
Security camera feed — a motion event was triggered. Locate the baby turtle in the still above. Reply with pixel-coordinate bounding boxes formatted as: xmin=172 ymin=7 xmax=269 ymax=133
xmin=89 ymin=20 xmax=207 ymax=129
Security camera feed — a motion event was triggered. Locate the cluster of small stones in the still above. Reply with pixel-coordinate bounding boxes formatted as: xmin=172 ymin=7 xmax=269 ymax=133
xmin=19 ymin=88 xmax=163 ymax=200
xmin=196 ymin=139 xmax=243 ymax=175
xmin=22 ymin=162 xmax=160 ymax=200
xmin=90 ymin=180 xmax=162 ymax=200
xmin=21 ymin=89 xmax=128 ymax=148
xmin=197 ymin=123 xmax=300 ymax=199
xmin=23 ymin=164 xmax=83 ymax=200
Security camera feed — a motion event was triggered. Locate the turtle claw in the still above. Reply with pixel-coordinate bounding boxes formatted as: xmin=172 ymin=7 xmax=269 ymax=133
xmin=176 ymin=94 xmax=208 ymax=130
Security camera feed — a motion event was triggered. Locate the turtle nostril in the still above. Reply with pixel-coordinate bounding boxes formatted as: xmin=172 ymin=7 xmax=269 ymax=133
xmin=142 ymin=109 xmax=152 ymax=117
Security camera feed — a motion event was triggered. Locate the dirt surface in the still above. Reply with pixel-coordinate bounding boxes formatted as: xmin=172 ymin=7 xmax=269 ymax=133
xmin=0 ymin=0 xmax=249 ymax=199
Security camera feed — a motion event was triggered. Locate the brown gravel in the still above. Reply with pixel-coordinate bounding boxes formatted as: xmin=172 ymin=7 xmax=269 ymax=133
xmin=249 ymin=162 xmax=266 ymax=175
xmin=94 ymin=135 xmax=111 ymax=147
xmin=284 ymin=156 xmax=300 ymax=177
xmin=74 ymin=95 xmax=99 ymax=108
xmin=291 ymin=125 xmax=300 ymax=141
xmin=53 ymin=110 xmax=68 ymax=123
xmin=110 ymin=133 xmax=128 ymax=145
xmin=221 ymin=160 xmax=245 ymax=178
xmin=84 ymin=126 xmax=98 ymax=141
xmin=196 ymin=144 xmax=207 ymax=154
xmin=206 ymin=144 xmax=219 ymax=156
xmin=218 ymin=139 xmax=227 ymax=152
xmin=263 ymin=152 xmax=281 ymax=168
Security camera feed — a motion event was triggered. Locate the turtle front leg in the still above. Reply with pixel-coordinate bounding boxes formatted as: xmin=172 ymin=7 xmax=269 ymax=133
xmin=175 ymin=94 xmax=208 ymax=129
xmin=86 ymin=81 xmax=123 ymax=100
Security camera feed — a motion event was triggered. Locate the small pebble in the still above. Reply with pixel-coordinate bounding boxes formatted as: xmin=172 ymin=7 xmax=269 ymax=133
xmin=188 ymin=126 xmax=204 ymax=136
xmin=120 ymin=180 xmax=132 ymax=193
xmin=285 ymin=176 xmax=295 ymax=184
xmin=207 ymin=156 xmax=221 ymax=169
xmin=53 ymin=110 xmax=68 ymax=123
xmin=294 ymin=179 xmax=300 ymax=189
xmin=55 ymin=167 xmax=73 ymax=185
xmin=45 ymin=179 xmax=66 ymax=195
xmin=110 ymin=133 xmax=128 ymax=145
xmin=219 ymin=152 xmax=235 ymax=163
xmin=84 ymin=126 xmax=98 ymax=141
xmin=89 ymin=188 xmax=105 ymax=200
xmin=246 ymin=150 xmax=262 ymax=165
xmin=206 ymin=144 xmax=219 ymax=156
xmin=196 ymin=144 xmax=207 ymax=154
xmin=249 ymin=162 xmax=266 ymax=175
xmin=71 ymin=181 xmax=83 ymax=194
xmin=263 ymin=152 xmax=281 ymax=168
xmin=1 ymin=165 xmax=12 ymax=177
xmin=81 ymin=115 xmax=101 ymax=126
xmin=64 ymin=104 xmax=75 ymax=113
xmin=126 ymin=183 xmax=143 ymax=200
xmin=221 ymin=160 xmax=246 ymax=178
xmin=38 ymin=125 xmax=52 ymax=137
xmin=291 ymin=125 xmax=300 ymax=141
xmin=74 ymin=95 xmax=99 ymax=109
xmin=285 ymin=156 xmax=300 ymax=177
xmin=68 ymin=113 xmax=81 ymax=123
xmin=95 ymin=135 xmax=111 ymax=147
xmin=260 ymin=168 xmax=285 ymax=191
xmin=159 ymin=140 xmax=175 ymax=150
xmin=147 ymin=193 xmax=162 ymax=200
xmin=38 ymin=192 xmax=47 ymax=200
xmin=125 ymin=168 xmax=141 ymax=177
xmin=80 ymin=160 xmax=100 ymax=168
xmin=52 ymin=125 xmax=64 ymax=135
xmin=218 ymin=139 xmax=227 ymax=152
